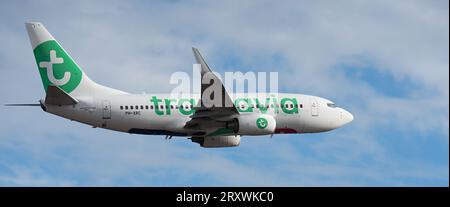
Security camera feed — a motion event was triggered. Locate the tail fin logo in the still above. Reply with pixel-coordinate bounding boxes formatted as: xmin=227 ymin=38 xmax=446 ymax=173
xmin=39 ymin=50 xmax=70 ymax=86
xmin=33 ymin=40 xmax=82 ymax=93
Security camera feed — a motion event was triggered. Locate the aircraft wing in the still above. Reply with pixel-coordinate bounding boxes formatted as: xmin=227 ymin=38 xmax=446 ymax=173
xmin=185 ymin=48 xmax=239 ymax=129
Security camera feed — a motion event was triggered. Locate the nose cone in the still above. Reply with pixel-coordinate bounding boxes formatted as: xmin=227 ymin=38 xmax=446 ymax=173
xmin=341 ymin=109 xmax=354 ymax=126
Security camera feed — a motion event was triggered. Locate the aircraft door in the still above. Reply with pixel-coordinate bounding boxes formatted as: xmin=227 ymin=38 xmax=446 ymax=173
xmin=102 ymin=100 xmax=111 ymax=119
xmin=311 ymin=99 xmax=319 ymax=116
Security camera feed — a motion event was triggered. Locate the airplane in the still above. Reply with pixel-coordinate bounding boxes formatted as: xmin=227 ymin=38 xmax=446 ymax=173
xmin=6 ymin=22 xmax=353 ymax=148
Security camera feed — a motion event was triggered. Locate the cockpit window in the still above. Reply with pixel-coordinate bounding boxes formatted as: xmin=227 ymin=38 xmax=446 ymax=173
xmin=327 ymin=103 xmax=336 ymax=108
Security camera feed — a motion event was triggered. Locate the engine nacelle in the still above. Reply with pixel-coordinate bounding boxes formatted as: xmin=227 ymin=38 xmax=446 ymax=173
xmin=228 ymin=114 xmax=276 ymax=135
xmin=191 ymin=135 xmax=241 ymax=148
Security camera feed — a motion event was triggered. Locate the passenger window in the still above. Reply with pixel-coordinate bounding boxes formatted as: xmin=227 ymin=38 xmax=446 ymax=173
xmin=299 ymin=104 xmax=303 ymax=108
xmin=290 ymin=104 xmax=294 ymax=108
xmin=150 ymin=105 xmax=154 ymax=109
xmin=120 ymin=106 xmax=123 ymax=110
xmin=160 ymin=105 xmax=164 ymax=109
xmin=140 ymin=105 xmax=144 ymax=110
xmin=145 ymin=105 xmax=149 ymax=110
xmin=135 ymin=105 xmax=139 ymax=110
xmin=130 ymin=106 xmax=133 ymax=110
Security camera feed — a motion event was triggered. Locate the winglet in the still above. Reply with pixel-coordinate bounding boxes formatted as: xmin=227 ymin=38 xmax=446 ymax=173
xmin=192 ymin=47 xmax=213 ymax=74
xmin=190 ymin=47 xmax=238 ymax=112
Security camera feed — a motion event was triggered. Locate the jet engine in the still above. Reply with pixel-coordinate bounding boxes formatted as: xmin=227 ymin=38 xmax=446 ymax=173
xmin=191 ymin=135 xmax=241 ymax=148
xmin=225 ymin=114 xmax=276 ymax=135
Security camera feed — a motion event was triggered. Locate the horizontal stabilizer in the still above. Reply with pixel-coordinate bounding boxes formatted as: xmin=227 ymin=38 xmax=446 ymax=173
xmin=4 ymin=103 xmax=40 ymax=106
xmin=45 ymin=85 xmax=78 ymax=105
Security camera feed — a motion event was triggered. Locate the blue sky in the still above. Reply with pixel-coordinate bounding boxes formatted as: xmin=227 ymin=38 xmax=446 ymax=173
xmin=0 ymin=0 xmax=448 ymax=186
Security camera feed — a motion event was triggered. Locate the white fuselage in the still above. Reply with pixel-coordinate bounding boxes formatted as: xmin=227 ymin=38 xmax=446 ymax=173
xmin=24 ymin=21 xmax=353 ymax=148
xmin=43 ymin=93 xmax=354 ymax=137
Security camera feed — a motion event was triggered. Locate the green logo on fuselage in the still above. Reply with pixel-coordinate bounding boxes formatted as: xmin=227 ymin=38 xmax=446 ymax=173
xmin=33 ymin=40 xmax=82 ymax=93
xmin=256 ymin=117 xmax=268 ymax=129
xmin=147 ymin=96 xmax=299 ymax=116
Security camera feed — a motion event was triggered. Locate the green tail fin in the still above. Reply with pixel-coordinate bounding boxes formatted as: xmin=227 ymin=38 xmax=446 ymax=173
xmin=25 ymin=22 xmax=82 ymax=94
